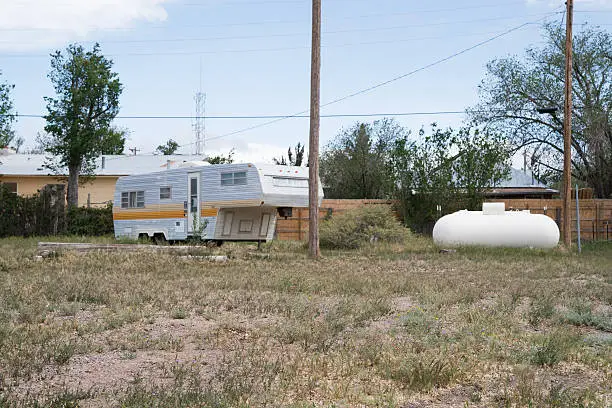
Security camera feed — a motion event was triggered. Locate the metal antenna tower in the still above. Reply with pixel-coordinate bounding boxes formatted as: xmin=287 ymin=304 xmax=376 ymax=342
xmin=193 ymin=60 xmax=206 ymax=156
xmin=193 ymin=92 xmax=206 ymax=156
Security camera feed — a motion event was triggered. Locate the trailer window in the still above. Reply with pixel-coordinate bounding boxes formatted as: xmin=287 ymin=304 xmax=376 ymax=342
xmin=273 ymin=177 xmax=308 ymax=188
xmin=160 ymin=187 xmax=171 ymax=200
xmin=121 ymin=191 xmax=145 ymax=208
xmin=221 ymin=171 xmax=247 ymax=186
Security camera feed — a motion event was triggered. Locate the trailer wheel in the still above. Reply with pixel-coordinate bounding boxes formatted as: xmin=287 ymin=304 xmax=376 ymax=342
xmin=205 ymin=240 xmax=223 ymax=248
xmin=153 ymin=233 xmax=167 ymax=245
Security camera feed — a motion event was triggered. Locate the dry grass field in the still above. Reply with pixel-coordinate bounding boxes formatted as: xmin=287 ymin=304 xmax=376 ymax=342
xmin=0 ymin=236 xmax=610 ymax=407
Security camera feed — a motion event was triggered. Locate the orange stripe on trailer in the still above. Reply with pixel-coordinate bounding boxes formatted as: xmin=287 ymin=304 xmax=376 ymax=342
xmin=201 ymin=208 xmax=218 ymax=217
xmin=113 ymin=210 xmax=185 ymax=220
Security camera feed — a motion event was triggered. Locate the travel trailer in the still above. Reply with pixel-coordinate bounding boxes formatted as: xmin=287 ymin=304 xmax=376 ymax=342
xmin=113 ymin=162 xmax=321 ymax=243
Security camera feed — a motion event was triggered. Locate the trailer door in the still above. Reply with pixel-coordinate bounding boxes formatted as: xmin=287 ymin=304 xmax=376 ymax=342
xmin=187 ymin=172 xmax=201 ymax=233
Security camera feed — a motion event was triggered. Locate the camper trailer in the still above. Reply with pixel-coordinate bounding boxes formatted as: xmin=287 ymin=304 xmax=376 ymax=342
xmin=112 ymin=162 xmax=321 ymax=243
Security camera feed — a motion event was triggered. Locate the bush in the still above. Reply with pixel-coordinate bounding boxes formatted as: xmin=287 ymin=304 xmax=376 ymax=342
xmin=66 ymin=204 xmax=114 ymax=236
xmin=319 ymin=206 xmax=410 ymax=249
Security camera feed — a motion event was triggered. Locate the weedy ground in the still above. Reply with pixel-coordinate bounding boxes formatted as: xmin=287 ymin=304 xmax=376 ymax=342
xmin=0 ymin=236 xmax=610 ymax=407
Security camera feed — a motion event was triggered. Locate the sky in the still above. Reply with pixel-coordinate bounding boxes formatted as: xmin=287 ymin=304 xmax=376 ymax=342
xmin=1 ymin=0 xmax=611 ymax=164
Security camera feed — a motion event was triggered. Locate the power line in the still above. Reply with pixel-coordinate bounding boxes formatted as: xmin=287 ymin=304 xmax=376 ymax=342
xmin=0 ymin=28 xmax=545 ymax=59
xmin=203 ymin=10 xmax=562 ymax=145
xmin=0 ymin=11 xmax=554 ymax=46
xmin=5 ymin=110 xmax=488 ymax=120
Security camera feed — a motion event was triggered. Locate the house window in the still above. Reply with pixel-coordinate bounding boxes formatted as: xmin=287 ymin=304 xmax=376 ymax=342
xmin=1 ymin=182 xmax=17 ymax=194
xmin=121 ymin=191 xmax=145 ymax=209
xmin=221 ymin=171 xmax=247 ymax=186
xmin=160 ymin=187 xmax=171 ymax=200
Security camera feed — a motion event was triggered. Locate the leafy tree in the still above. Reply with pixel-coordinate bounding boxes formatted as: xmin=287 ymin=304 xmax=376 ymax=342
xmin=320 ymin=118 xmax=406 ymax=199
xmin=43 ymin=43 xmax=122 ymax=207
xmin=155 ymin=139 xmax=179 ymax=155
xmin=274 ymin=142 xmax=306 ymax=166
xmin=100 ymin=127 xmax=128 ymax=155
xmin=470 ymin=23 xmax=612 ymax=198
xmin=206 ymin=148 xmax=235 ymax=164
xmin=389 ymin=125 xmax=510 ymax=232
xmin=0 ymin=72 xmax=17 ymax=149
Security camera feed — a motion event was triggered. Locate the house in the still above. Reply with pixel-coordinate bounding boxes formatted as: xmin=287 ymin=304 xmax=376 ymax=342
xmin=484 ymin=168 xmax=559 ymax=199
xmin=0 ymin=151 xmax=203 ymax=207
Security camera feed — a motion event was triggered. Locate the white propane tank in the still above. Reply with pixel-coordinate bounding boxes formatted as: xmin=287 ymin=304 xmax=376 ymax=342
xmin=433 ymin=203 xmax=560 ymax=249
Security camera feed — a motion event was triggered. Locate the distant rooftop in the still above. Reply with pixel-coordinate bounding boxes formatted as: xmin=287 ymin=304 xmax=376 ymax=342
xmin=0 ymin=154 xmax=206 ymax=176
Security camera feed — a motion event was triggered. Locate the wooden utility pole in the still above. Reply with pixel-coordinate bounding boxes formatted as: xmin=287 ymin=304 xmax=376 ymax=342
xmin=563 ymin=0 xmax=574 ymax=247
xmin=308 ymin=0 xmax=322 ymax=258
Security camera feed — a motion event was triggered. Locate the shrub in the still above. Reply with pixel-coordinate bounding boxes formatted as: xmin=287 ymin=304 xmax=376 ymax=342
xmin=319 ymin=206 xmax=410 ymax=249
xmin=66 ymin=204 xmax=114 ymax=236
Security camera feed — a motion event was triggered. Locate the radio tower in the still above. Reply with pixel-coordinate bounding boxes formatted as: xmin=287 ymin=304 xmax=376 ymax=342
xmin=193 ymin=61 xmax=206 ymax=156
xmin=193 ymin=92 xmax=206 ymax=156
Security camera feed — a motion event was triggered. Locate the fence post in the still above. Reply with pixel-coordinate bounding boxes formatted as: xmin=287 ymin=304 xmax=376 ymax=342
xmin=87 ymin=193 xmax=91 ymax=208
xmin=576 ymin=185 xmax=581 ymax=254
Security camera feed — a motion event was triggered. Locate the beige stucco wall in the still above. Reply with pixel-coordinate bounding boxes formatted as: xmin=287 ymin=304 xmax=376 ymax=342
xmin=0 ymin=175 xmax=119 ymax=207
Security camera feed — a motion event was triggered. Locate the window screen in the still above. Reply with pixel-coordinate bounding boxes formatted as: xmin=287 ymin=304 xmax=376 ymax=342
xmin=122 ymin=191 xmax=145 ymax=208
xmin=160 ymin=187 xmax=171 ymax=200
xmin=221 ymin=172 xmax=248 ymax=186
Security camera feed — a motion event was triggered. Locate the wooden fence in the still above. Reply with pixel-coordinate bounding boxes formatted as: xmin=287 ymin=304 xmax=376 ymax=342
xmin=275 ymin=199 xmax=394 ymax=241
xmin=488 ymin=198 xmax=612 ymax=242
xmin=275 ymin=198 xmax=612 ymax=242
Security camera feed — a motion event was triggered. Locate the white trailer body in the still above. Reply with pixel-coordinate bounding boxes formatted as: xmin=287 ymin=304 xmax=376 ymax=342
xmin=113 ymin=163 xmax=322 ymax=242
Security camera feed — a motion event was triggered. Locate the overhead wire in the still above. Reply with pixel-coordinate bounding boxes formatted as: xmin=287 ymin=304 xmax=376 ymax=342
xmin=202 ymin=10 xmax=564 ymax=146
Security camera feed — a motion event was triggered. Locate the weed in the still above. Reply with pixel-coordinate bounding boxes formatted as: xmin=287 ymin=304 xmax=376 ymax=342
xmin=170 ymin=307 xmax=189 ymax=320
xmin=320 ymin=206 xmax=410 ymax=249
xmin=562 ymin=301 xmax=612 ymax=332
xmin=531 ymin=330 xmax=580 ymax=366
xmin=528 ymin=295 xmax=555 ymax=326
xmin=381 ymin=354 xmax=458 ymax=391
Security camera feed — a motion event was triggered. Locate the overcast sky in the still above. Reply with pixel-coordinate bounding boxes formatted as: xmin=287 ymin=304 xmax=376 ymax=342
xmin=1 ymin=0 xmax=611 ymax=163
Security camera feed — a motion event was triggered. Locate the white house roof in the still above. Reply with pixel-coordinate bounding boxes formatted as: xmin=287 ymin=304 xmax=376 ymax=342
xmin=0 ymin=154 xmax=206 ymax=176
xmin=499 ymin=168 xmax=549 ymax=188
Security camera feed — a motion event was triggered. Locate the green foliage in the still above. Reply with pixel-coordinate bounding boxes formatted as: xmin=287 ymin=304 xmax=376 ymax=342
xmin=389 ymin=124 xmax=511 ymax=233
xmin=66 ymin=204 xmax=114 ymax=236
xmin=99 ymin=126 xmax=128 ymax=155
xmin=0 ymin=184 xmax=66 ymax=238
xmin=274 ymin=142 xmax=306 ymax=166
xmin=43 ymin=43 xmax=123 ymax=207
xmin=155 ymin=139 xmax=179 ymax=155
xmin=0 ymin=183 xmax=114 ymax=237
xmin=531 ymin=330 xmax=579 ymax=366
xmin=206 ymin=149 xmax=235 ymax=164
xmin=0 ymin=71 xmax=17 ymax=149
xmin=319 ymin=205 xmax=410 ymax=249
xmin=321 ymin=118 xmax=405 ymax=199
xmin=562 ymin=301 xmax=612 ymax=332
xmin=381 ymin=355 xmax=458 ymax=391
xmin=471 ymin=23 xmax=612 ymax=198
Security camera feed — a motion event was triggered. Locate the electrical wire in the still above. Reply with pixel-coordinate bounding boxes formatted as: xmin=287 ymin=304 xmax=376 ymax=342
xmin=203 ymin=10 xmax=563 ymax=145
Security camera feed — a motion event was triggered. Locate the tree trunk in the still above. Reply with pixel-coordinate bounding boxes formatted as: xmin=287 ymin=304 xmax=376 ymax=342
xmin=66 ymin=164 xmax=80 ymax=208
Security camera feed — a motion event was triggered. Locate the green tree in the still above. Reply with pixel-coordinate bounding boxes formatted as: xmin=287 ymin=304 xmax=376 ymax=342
xmin=320 ymin=118 xmax=405 ymax=199
xmin=0 ymin=72 xmax=17 ymax=149
xmin=100 ymin=127 xmax=128 ymax=155
xmin=470 ymin=23 xmax=612 ymax=198
xmin=43 ymin=43 xmax=122 ymax=207
xmin=389 ymin=125 xmax=510 ymax=233
xmin=206 ymin=148 xmax=235 ymax=164
xmin=155 ymin=139 xmax=179 ymax=155
xmin=274 ymin=142 xmax=306 ymax=166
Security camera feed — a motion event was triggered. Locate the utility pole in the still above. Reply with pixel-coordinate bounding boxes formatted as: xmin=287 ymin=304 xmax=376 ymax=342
xmin=563 ymin=0 xmax=573 ymax=247
xmin=308 ymin=0 xmax=321 ymax=258
xmin=129 ymin=147 xmax=140 ymax=156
